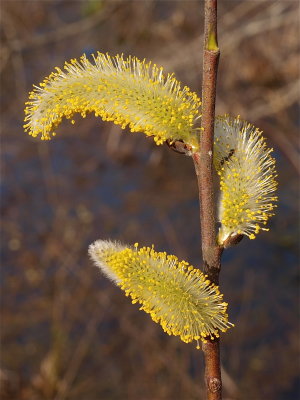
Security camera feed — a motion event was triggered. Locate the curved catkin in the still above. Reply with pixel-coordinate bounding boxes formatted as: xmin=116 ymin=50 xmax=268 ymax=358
xmin=24 ymin=53 xmax=201 ymax=148
xmin=88 ymin=240 xmax=233 ymax=348
xmin=214 ymin=115 xmax=278 ymax=244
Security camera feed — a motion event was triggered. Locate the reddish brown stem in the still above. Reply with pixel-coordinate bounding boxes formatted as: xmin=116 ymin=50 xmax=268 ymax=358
xmin=193 ymin=1 xmax=222 ymax=399
xmin=202 ymin=341 xmax=222 ymax=398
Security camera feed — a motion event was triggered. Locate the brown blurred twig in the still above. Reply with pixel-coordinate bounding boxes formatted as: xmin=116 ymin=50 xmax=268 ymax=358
xmin=7 ymin=5 xmax=117 ymax=52
xmin=54 ymin=307 xmax=104 ymax=400
xmin=1 ymin=9 xmax=26 ymax=94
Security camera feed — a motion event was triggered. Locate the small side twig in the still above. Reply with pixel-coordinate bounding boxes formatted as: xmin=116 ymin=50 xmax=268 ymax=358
xmin=192 ymin=1 xmax=223 ymax=399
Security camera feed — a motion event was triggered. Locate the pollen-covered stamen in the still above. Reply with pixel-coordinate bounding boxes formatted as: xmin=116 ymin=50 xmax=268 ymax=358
xmin=24 ymin=53 xmax=201 ymax=149
xmin=89 ymin=240 xmax=233 ymax=348
xmin=214 ymin=115 xmax=278 ymax=243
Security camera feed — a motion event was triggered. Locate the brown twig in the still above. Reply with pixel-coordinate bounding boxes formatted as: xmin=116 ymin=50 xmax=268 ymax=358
xmin=192 ymin=1 xmax=223 ymax=399
xmin=194 ymin=0 xmax=220 ymax=285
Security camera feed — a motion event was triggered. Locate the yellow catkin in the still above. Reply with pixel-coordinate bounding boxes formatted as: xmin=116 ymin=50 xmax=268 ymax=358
xmin=214 ymin=115 xmax=278 ymax=244
xmin=24 ymin=53 xmax=201 ymax=149
xmin=89 ymin=240 xmax=233 ymax=348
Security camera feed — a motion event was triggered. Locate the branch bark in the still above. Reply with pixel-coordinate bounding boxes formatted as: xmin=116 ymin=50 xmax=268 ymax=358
xmin=192 ymin=1 xmax=222 ymax=399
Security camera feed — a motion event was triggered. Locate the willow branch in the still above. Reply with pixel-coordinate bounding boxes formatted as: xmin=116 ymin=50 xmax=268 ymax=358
xmin=192 ymin=1 xmax=222 ymax=399
xmin=193 ymin=0 xmax=220 ymax=283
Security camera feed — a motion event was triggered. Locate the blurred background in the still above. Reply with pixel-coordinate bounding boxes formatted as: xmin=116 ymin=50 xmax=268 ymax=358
xmin=1 ymin=1 xmax=299 ymax=399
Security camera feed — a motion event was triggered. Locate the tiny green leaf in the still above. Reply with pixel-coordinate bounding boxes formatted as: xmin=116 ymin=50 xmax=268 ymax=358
xmin=207 ymin=28 xmax=219 ymax=51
